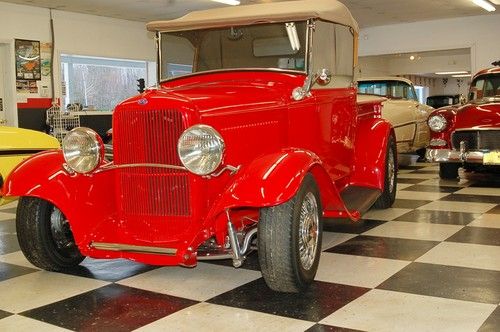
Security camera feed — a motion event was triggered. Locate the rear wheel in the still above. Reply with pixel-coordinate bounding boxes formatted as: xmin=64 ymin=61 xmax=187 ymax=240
xmin=258 ymin=173 xmax=322 ymax=293
xmin=16 ymin=197 xmax=84 ymax=270
xmin=439 ymin=163 xmax=460 ymax=179
xmin=373 ymin=136 xmax=397 ymax=209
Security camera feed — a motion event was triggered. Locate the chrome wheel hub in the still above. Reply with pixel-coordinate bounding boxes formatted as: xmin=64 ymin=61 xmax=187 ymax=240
xmin=388 ymin=148 xmax=396 ymax=194
xmin=50 ymin=207 xmax=74 ymax=250
xmin=298 ymin=192 xmax=319 ymax=270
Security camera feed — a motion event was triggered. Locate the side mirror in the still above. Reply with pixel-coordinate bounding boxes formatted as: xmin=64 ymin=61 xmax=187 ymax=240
xmin=316 ymin=69 xmax=331 ymax=86
xmin=292 ymin=68 xmax=332 ymax=101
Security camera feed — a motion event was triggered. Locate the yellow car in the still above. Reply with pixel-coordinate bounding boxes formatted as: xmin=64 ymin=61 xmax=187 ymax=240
xmin=0 ymin=126 xmax=60 ymax=205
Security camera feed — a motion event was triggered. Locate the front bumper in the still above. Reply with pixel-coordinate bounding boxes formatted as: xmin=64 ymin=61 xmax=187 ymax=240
xmin=426 ymin=148 xmax=500 ymax=165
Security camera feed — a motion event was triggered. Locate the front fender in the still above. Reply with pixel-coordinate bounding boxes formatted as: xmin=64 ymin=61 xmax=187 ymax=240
xmin=208 ymin=149 xmax=323 ymax=217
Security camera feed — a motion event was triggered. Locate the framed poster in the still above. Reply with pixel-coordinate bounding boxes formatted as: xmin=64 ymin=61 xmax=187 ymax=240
xmin=15 ymin=39 xmax=41 ymax=80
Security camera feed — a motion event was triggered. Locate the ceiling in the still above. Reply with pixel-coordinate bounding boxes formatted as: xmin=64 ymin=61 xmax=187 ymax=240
xmin=1 ymin=0 xmax=498 ymax=27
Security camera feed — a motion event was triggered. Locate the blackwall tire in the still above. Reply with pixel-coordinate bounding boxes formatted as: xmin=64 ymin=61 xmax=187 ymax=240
xmin=258 ymin=173 xmax=322 ymax=293
xmin=16 ymin=197 xmax=84 ymax=271
xmin=439 ymin=163 xmax=460 ymax=179
xmin=373 ymin=136 xmax=397 ymax=209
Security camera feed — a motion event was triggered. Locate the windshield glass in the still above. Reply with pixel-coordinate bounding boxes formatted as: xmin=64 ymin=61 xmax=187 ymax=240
xmin=358 ymin=80 xmax=417 ymax=100
xmin=426 ymin=95 xmax=459 ymax=108
xmin=468 ymin=74 xmax=500 ymax=101
xmin=159 ymin=21 xmax=307 ymax=81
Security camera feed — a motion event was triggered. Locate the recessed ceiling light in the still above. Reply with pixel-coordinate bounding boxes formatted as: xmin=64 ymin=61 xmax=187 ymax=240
xmin=409 ymin=55 xmax=415 ymax=60
xmin=472 ymin=0 xmax=496 ymax=12
xmin=435 ymin=71 xmax=469 ymax=75
xmin=210 ymin=0 xmax=241 ymax=5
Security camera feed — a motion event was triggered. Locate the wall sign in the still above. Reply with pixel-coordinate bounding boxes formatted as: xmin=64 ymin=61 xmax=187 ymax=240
xmin=15 ymin=39 xmax=41 ymax=80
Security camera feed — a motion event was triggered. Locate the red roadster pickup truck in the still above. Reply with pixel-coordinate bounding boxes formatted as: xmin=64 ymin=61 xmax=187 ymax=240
xmin=426 ymin=65 xmax=500 ymax=179
xmin=3 ymin=0 xmax=396 ymax=292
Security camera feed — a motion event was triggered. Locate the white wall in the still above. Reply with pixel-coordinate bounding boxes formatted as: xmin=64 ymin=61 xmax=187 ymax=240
xmin=0 ymin=1 xmax=156 ymax=125
xmin=359 ymin=14 xmax=500 ymax=74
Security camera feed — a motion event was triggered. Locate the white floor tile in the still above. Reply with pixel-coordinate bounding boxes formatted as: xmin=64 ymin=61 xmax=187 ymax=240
xmin=454 ymin=187 xmax=500 ymax=196
xmin=117 ymin=263 xmax=261 ymax=301
xmin=321 ymin=289 xmax=496 ymax=332
xmin=135 ymin=302 xmax=314 ymax=332
xmin=363 ymin=221 xmax=463 ymax=242
xmin=315 ymin=253 xmax=409 ymax=288
xmin=321 ymin=232 xmax=357 ymax=250
xmin=418 ymin=178 xmax=470 ymax=187
xmin=0 ymin=271 xmax=109 ymax=313
xmin=468 ymin=214 xmax=500 ymax=228
xmin=0 ymin=251 xmax=39 ymax=269
xmin=0 ymin=212 xmax=15 ymax=221
xmin=396 ymin=191 xmax=450 ymax=200
xmin=363 ymin=208 xmax=412 ymax=221
xmin=0 ymin=200 xmax=18 ymax=210
xmin=416 ymin=242 xmax=500 ymax=271
xmin=417 ymin=201 xmax=496 ymax=214
xmin=396 ymin=183 xmax=414 ymax=190
xmin=0 ymin=315 xmax=71 ymax=331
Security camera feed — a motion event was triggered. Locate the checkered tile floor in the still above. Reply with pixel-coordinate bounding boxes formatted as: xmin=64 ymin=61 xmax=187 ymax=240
xmin=0 ymin=163 xmax=499 ymax=331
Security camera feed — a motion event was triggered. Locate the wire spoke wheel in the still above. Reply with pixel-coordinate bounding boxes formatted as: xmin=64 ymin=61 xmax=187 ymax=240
xmin=298 ymin=192 xmax=319 ymax=271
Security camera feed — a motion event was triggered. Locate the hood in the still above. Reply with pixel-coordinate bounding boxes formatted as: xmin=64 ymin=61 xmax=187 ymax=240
xmin=0 ymin=126 xmax=59 ymax=150
xmin=117 ymin=71 xmax=305 ymax=115
xmin=455 ymin=102 xmax=500 ymax=130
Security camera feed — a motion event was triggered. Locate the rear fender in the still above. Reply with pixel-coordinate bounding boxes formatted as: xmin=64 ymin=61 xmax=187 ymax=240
xmin=351 ymin=118 xmax=395 ymax=190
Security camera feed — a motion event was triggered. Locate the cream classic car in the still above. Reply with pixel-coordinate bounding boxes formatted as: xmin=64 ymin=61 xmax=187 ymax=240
xmin=0 ymin=126 xmax=60 ymax=205
xmin=358 ymin=77 xmax=434 ymax=162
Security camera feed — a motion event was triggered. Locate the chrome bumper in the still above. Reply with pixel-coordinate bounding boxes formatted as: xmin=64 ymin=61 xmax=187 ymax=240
xmin=426 ymin=149 xmax=490 ymax=164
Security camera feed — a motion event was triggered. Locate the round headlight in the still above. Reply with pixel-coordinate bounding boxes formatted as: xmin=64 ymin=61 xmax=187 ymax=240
xmin=62 ymin=127 xmax=103 ymax=174
xmin=178 ymin=125 xmax=224 ymax=176
xmin=428 ymin=114 xmax=447 ymax=132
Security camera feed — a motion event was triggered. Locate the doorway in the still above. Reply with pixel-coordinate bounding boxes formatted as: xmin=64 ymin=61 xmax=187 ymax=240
xmin=0 ymin=42 xmax=17 ymax=126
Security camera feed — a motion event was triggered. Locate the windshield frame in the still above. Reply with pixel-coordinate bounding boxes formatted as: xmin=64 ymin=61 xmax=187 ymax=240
xmin=155 ymin=20 xmax=313 ymax=83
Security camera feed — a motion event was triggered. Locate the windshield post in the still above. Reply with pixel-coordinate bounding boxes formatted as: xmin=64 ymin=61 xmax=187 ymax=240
xmin=292 ymin=19 xmax=315 ymax=101
xmin=156 ymin=32 xmax=161 ymax=86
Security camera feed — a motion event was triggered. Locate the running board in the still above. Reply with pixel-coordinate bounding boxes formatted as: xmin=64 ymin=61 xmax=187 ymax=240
xmin=90 ymin=242 xmax=177 ymax=255
xmin=340 ymin=186 xmax=381 ymax=216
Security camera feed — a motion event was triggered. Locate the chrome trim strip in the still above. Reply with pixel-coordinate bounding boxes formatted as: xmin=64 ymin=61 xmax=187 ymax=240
xmin=94 ymin=162 xmax=187 ymax=173
xmin=91 ymin=242 xmax=177 ymax=255
xmin=426 ymin=148 xmax=489 ymax=164
xmin=454 ymin=127 xmax=500 ymax=132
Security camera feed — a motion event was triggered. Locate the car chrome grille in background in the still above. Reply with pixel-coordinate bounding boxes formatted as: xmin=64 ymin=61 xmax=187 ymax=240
xmin=114 ymin=109 xmax=191 ymax=217
xmin=451 ymin=130 xmax=500 ymax=151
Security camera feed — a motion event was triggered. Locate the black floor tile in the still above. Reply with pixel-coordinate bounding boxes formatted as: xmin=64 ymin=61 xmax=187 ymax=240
xmin=478 ymin=306 xmax=500 ymax=332
xmin=446 ymin=227 xmax=500 ymax=246
xmin=401 ymin=185 xmax=458 ymax=193
xmin=323 ymin=219 xmax=386 ymax=234
xmin=392 ymin=199 xmax=431 ymax=209
xmin=486 ymin=205 xmax=500 ymax=214
xmin=0 ymin=234 xmax=20 ymax=255
xmin=59 ymin=258 xmax=160 ymax=282
xmin=378 ymin=262 xmax=500 ymax=304
xmin=438 ymin=194 xmax=500 ymax=204
xmin=325 ymin=235 xmax=438 ymax=261
xmin=397 ymin=178 xmax=426 ymax=184
xmin=395 ymin=210 xmax=480 ymax=225
xmin=204 ymin=250 xmax=261 ymax=271
xmin=399 ymin=165 xmax=427 ymax=171
xmin=0 ymin=262 xmax=38 ymax=282
xmin=306 ymin=324 xmax=364 ymax=332
xmin=21 ymin=284 xmax=198 ymax=331
xmin=0 ymin=309 xmax=12 ymax=320
xmin=208 ymin=278 xmax=369 ymax=322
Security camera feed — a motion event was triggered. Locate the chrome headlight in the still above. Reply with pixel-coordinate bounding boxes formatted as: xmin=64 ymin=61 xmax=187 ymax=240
xmin=178 ymin=125 xmax=224 ymax=176
xmin=428 ymin=114 xmax=447 ymax=132
xmin=62 ymin=127 xmax=103 ymax=173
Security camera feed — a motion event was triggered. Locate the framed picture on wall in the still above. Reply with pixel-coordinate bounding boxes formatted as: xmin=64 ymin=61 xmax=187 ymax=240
xmin=15 ymin=39 xmax=41 ymax=80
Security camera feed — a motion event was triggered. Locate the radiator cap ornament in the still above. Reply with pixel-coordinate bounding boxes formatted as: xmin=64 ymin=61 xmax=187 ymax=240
xmin=138 ymin=98 xmax=148 ymax=105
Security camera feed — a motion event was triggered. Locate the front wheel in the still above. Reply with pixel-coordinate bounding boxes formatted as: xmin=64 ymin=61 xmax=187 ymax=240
xmin=16 ymin=197 xmax=85 ymax=271
xmin=258 ymin=173 xmax=322 ymax=293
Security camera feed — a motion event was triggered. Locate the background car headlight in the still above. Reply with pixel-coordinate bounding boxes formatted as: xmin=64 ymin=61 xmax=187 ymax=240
xmin=62 ymin=127 xmax=103 ymax=173
xmin=428 ymin=114 xmax=447 ymax=132
xmin=178 ymin=125 xmax=224 ymax=176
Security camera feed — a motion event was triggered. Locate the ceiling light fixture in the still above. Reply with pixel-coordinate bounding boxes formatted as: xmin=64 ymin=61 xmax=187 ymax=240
xmin=211 ymin=0 xmax=241 ymax=5
xmin=435 ymin=71 xmax=469 ymax=75
xmin=472 ymin=0 xmax=496 ymax=12
xmin=452 ymin=74 xmax=472 ymax=78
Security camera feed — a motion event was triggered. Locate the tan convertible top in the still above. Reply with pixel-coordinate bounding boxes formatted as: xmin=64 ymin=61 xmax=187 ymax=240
xmin=147 ymin=0 xmax=358 ymax=33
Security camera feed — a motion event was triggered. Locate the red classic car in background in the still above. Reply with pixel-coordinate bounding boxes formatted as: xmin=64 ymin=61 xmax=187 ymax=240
xmin=2 ymin=0 xmax=396 ymax=293
xmin=426 ymin=64 xmax=500 ymax=179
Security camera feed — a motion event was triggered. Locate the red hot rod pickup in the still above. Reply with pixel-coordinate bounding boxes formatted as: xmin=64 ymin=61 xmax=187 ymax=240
xmin=426 ymin=65 xmax=500 ymax=179
xmin=3 ymin=0 xmax=396 ymax=292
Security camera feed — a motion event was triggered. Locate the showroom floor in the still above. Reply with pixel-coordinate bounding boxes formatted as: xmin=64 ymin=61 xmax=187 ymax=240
xmin=0 ymin=162 xmax=498 ymax=332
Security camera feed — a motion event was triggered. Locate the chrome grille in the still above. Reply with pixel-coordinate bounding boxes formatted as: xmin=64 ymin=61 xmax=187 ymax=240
xmin=452 ymin=130 xmax=500 ymax=151
xmin=114 ymin=109 xmax=191 ymax=217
